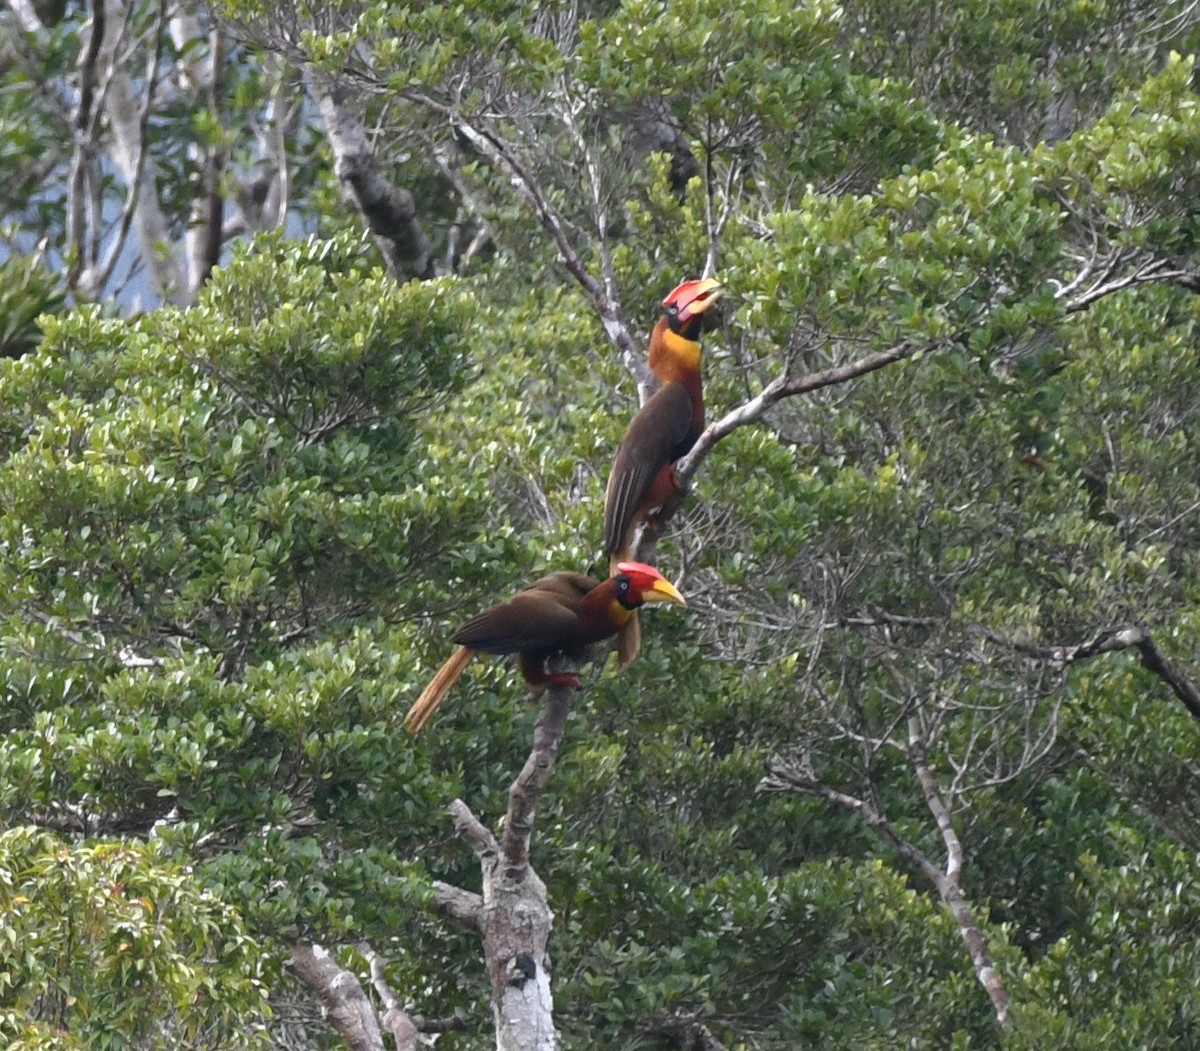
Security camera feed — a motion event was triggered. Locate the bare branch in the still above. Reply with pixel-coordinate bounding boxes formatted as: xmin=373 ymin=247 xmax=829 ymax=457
xmin=676 ymin=340 xmax=922 ymax=481
xmin=197 ymin=25 xmax=227 ymax=292
xmin=502 ymin=665 xmax=578 ymax=870
xmin=307 ymin=70 xmax=434 ymax=282
xmin=560 ymin=98 xmax=653 ymax=401
xmin=431 ymin=880 xmax=484 ymax=931
xmin=79 ymin=0 xmax=167 ymax=300
xmin=761 ymin=753 xmax=1010 ymax=1029
xmin=908 ymin=726 xmax=1009 ymax=1028
xmin=760 ymin=755 xmax=944 ymax=884
xmin=448 ymin=797 xmax=499 ymax=861
xmin=66 ymin=0 xmax=106 ymax=271
xmin=357 ymin=942 xmax=421 ymax=1051
xmin=405 ymin=89 xmax=650 ymax=388
xmin=1059 ymin=252 xmax=1192 ymax=314
xmin=1136 ymin=634 xmax=1200 ymax=720
xmin=702 ymin=152 xmax=738 ymax=280
xmin=290 ymin=943 xmax=385 ymax=1051
xmin=982 ymin=623 xmax=1200 ymax=720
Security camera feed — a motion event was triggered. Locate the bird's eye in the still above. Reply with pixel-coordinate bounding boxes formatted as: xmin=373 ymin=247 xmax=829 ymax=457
xmin=618 ymin=579 xmax=629 ymax=592
xmin=666 ymin=304 xmax=678 ymax=317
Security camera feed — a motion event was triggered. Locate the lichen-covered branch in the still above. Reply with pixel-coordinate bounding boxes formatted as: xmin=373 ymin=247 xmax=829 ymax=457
xmin=290 ymin=943 xmax=385 ymax=1051
xmin=431 ymin=879 xmax=484 ymax=932
xmin=437 ymin=673 xmax=580 ymax=1051
xmin=307 ymin=70 xmax=434 ymax=282
xmin=502 ymin=661 xmax=578 ymax=870
xmin=357 ymin=941 xmax=421 ymax=1051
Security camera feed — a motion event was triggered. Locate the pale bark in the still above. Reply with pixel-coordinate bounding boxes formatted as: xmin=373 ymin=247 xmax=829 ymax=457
xmin=760 ymin=753 xmax=1011 ymax=1031
xmin=170 ymin=8 xmax=225 ymax=296
xmin=405 ymin=89 xmax=650 ymax=394
xmin=435 ymin=664 xmax=582 ymax=1051
xmin=906 ymin=720 xmax=1009 ymax=1027
xmin=307 ymin=70 xmax=434 ymax=282
xmin=358 ymin=942 xmax=422 ymax=1051
xmin=77 ymin=0 xmax=185 ymax=304
xmin=290 ymin=943 xmax=387 ymax=1051
xmin=984 ymin=623 xmax=1200 ymax=720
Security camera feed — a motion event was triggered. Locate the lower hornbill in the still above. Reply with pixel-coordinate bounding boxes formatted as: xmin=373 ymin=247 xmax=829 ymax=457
xmin=405 ymin=562 xmax=687 ymax=733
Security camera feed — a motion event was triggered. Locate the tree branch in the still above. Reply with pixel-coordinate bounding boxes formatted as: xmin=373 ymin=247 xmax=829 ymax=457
xmin=760 ymin=752 xmax=1010 ymax=1030
xmin=404 ymin=89 xmax=649 ymax=390
xmin=982 ymin=623 xmax=1200 ymax=720
xmin=907 ymin=720 xmax=1009 ymax=1027
xmin=431 ymin=879 xmax=484 ymax=932
xmin=449 ymin=797 xmax=500 ymax=861
xmin=502 ymin=661 xmax=578 ymax=871
xmin=676 ymin=340 xmax=922 ymax=481
xmin=307 ymin=70 xmax=434 ymax=282
xmin=290 ymin=943 xmax=385 ymax=1051
xmin=197 ymin=24 xmax=227 ymax=292
xmin=357 ymin=942 xmax=421 ymax=1051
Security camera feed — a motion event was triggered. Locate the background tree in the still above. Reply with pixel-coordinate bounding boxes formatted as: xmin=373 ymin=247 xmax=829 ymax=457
xmin=2 ymin=0 xmax=1200 ymax=1048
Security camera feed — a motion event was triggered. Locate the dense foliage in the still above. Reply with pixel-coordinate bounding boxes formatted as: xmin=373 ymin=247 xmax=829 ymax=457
xmin=2 ymin=0 xmax=1200 ymax=1048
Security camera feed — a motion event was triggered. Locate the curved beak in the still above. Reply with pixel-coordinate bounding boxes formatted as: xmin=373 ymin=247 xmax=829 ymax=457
xmin=640 ymin=577 xmax=687 ymax=608
xmin=677 ymin=278 xmax=723 ymax=324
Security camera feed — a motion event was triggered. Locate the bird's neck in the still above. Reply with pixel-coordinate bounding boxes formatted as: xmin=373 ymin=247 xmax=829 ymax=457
xmin=648 ymin=318 xmax=702 ymax=384
xmin=648 ymin=318 xmax=704 ymax=428
xmin=578 ymin=580 xmax=633 ymax=639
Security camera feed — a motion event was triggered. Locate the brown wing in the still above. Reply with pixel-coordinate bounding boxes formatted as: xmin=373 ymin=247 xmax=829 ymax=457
xmin=450 ymin=572 xmax=600 ymax=654
xmin=603 ymin=382 xmax=695 ymax=558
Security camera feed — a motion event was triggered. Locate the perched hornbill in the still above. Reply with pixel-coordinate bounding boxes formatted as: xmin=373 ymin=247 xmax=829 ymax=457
xmin=603 ymin=276 xmax=721 ymax=663
xmin=405 ymin=562 xmax=687 ymax=732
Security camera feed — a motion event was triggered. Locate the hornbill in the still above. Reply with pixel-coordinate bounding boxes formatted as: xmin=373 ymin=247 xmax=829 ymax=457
xmin=405 ymin=562 xmax=687 ymax=733
xmin=603 ymin=276 xmax=722 ymax=663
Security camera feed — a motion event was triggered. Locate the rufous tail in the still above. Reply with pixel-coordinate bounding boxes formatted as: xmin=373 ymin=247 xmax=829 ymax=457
xmin=616 ymin=612 xmax=641 ymax=668
xmin=406 ymin=647 xmax=475 ymax=733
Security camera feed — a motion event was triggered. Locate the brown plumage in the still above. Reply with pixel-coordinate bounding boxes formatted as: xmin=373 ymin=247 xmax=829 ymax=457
xmin=604 ymin=278 xmax=721 ymax=664
xmin=405 ymin=563 xmax=686 ymax=733
xmin=604 ymin=277 xmax=723 ymax=568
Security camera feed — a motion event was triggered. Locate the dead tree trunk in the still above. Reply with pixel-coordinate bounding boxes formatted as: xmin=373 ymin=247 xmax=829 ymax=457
xmin=434 ymin=663 xmax=580 ymax=1050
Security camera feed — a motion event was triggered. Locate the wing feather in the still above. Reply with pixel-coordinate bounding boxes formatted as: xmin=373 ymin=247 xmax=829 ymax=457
xmin=603 ymin=383 xmax=694 ymax=558
xmin=450 ymin=572 xmax=600 ymax=654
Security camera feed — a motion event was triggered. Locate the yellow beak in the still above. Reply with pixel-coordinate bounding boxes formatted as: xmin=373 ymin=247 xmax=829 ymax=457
xmin=679 ymin=277 xmax=723 ymax=323
xmin=640 ymin=578 xmax=687 ymax=608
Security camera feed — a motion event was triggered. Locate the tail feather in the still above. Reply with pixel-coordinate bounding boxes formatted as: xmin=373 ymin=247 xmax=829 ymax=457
xmin=406 ymin=647 xmax=475 ymax=733
xmin=616 ymin=611 xmax=641 ymax=668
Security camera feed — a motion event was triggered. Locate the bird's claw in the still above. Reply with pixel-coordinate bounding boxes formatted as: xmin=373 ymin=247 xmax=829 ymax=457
xmin=547 ymin=672 xmax=583 ymax=690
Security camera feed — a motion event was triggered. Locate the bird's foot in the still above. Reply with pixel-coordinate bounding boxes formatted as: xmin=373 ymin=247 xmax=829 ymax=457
xmin=547 ymin=671 xmax=584 ymax=690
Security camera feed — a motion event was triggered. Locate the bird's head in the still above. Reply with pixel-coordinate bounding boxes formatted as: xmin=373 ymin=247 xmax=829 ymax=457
xmin=662 ymin=277 xmax=723 ymax=340
xmin=613 ymin=561 xmax=687 ymax=610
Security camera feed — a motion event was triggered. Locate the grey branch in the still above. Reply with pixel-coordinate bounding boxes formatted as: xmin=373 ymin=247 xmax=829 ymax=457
xmin=502 ymin=661 xmax=579 ymax=870
xmin=984 ymin=623 xmax=1200 ymax=720
xmin=404 ymin=90 xmax=649 ymax=390
xmin=357 ymin=942 xmax=421 ymax=1051
xmin=760 ymin=754 xmax=1010 ymax=1030
xmin=676 ymin=340 xmax=922 ymax=482
xmin=449 ymin=797 xmax=500 ymax=861
xmin=431 ymin=879 xmax=484 ymax=932
xmin=908 ymin=723 xmax=1009 ymax=1026
xmin=290 ymin=943 xmax=385 ymax=1051
xmin=307 ymin=70 xmax=434 ymax=282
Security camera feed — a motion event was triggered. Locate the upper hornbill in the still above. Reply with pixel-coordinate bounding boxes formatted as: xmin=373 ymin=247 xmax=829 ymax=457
xmin=602 ymin=276 xmax=722 ymax=663
xmin=405 ymin=562 xmax=687 ymax=733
